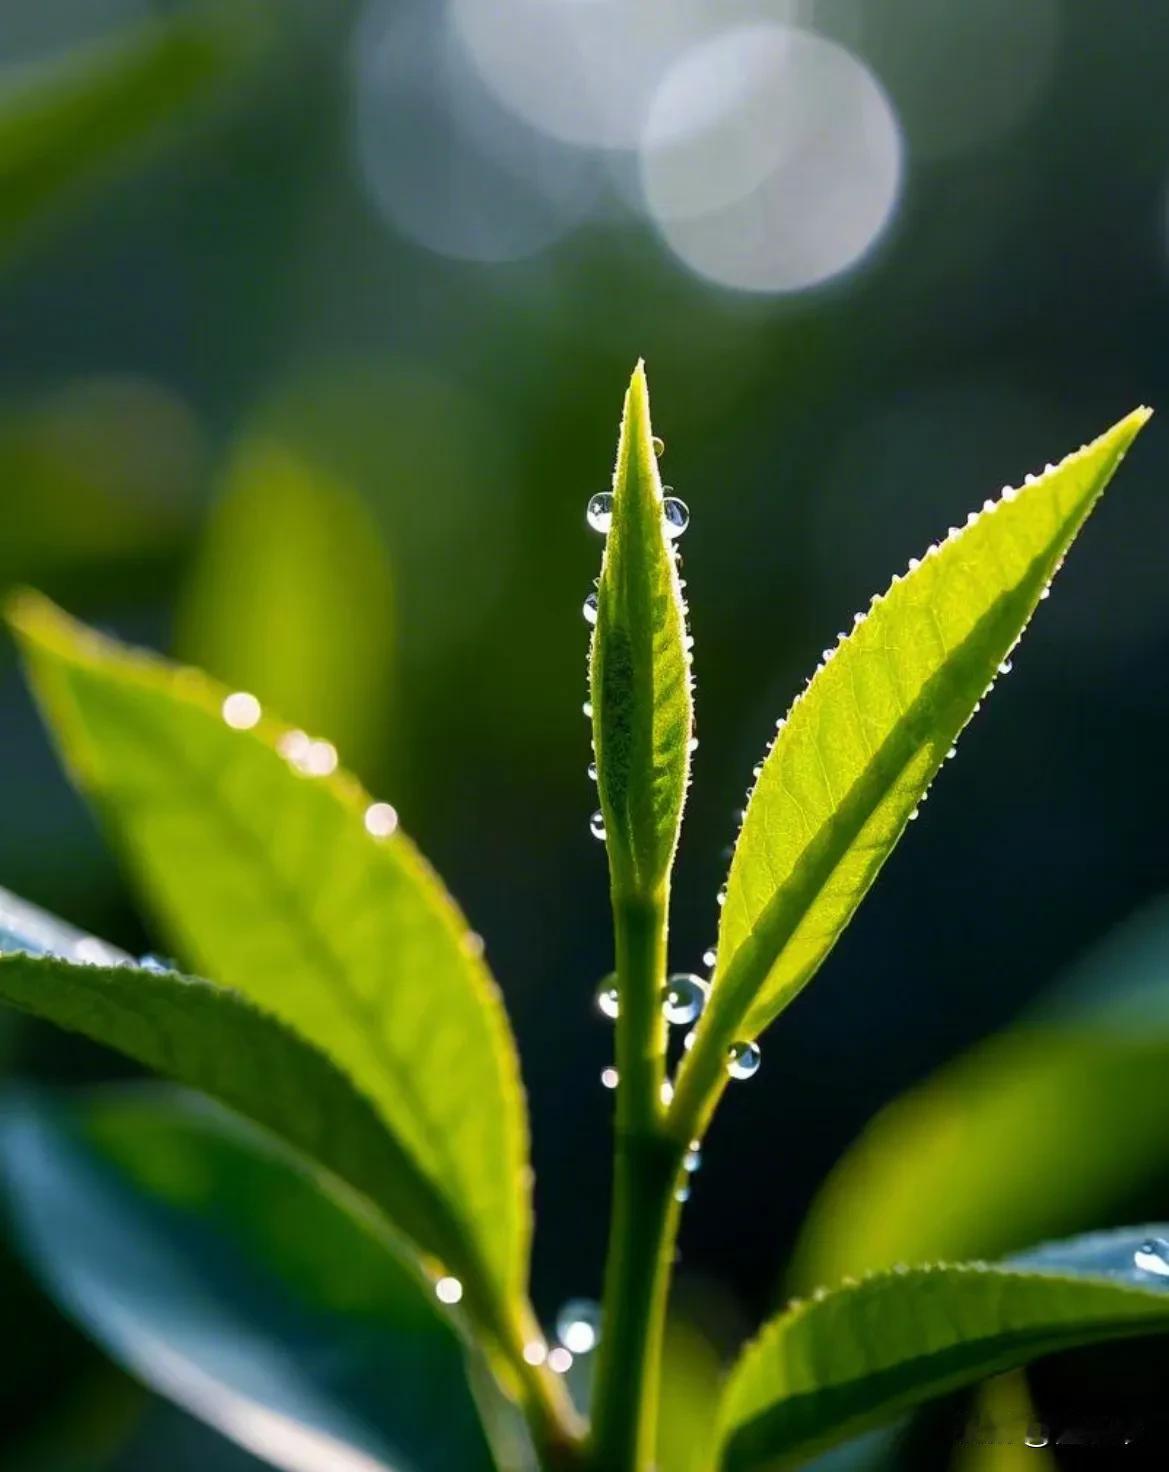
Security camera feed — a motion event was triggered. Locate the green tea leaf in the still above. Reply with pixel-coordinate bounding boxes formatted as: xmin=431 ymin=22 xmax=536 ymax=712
xmin=0 ymin=953 xmax=497 ymax=1328
xmin=678 ymin=410 xmax=1148 ymax=1112
xmin=0 ymin=1085 xmax=500 ymax=1472
xmin=790 ymin=901 xmax=1169 ymax=1293
xmin=0 ymin=6 xmax=271 ymax=257
xmin=718 ymin=1231 xmax=1169 ymax=1471
xmin=589 ymin=362 xmax=693 ymax=901
xmin=178 ymin=434 xmax=394 ymax=776
xmin=8 ymin=596 xmax=530 ymax=1328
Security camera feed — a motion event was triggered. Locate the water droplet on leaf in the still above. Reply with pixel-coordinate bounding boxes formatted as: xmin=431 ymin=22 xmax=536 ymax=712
xmin=435 ymin=1276 xmax=463 ymax=1304
xmin=222 ymin=691 xmax=261 ymax=730
xmin=662 ymin=973 xmax=709 ymax=1025
xmin=596 ymin=979 xmax=619 ymax=1019
xmin=590 ymin=809 xmax=607 ymax=841
xmin=583 ymin=592 xmax=599 ymax=624
xmin=662 ymin=497 xmax=689 ymax=539
xmin=601 ymin=1066 xmax=619 ymax=1089
xmin=1134 ymin=1239 xmax=1169 ymax=1277
xmin=364 ymin=802 xmax=399 ymax=838
xmin=727 ymin=1040 xmax=761 ymax=1079
xmin=556 ymin=1299 xmax=600 ymax=1354
xmin=586 ymin=492 xmax=614 ymax=533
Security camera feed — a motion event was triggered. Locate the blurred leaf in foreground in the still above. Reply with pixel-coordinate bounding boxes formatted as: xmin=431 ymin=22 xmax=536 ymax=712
xmin=0 ymin=2 xmax=275 ymax=258
xmin=0 ymin=1085 xmax=498 ymax=1472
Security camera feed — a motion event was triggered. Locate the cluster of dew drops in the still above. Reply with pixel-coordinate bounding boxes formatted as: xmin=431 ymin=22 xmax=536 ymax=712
xmin=582 ymin=435 xmax=761 ymax=1211
xmin=432 ymin=1276 xmax=603 ymax=1378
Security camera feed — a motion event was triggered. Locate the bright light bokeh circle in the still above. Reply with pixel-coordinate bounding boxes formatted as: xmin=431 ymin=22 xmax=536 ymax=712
xmin=638 ymin=24 xmax=903 ymax=294
xmin=449 ymin=0 xmax=742 ymax=151
xmin=352 ymin=0 xmax=601 ymax=264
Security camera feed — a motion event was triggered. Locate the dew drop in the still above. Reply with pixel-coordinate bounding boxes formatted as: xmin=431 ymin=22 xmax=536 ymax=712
xmin=1024 ymin=1428 xmax=1050 ymax=1449
xmin=587 ymin=760 xmax=598 ymax=781
xmin=702 ymin=946 xmax=717 ymax=970
xmin=583 ymin=700 xmax=593 ymax=719
xmin=589 ymin=809 xmax=607 ymax=841
xmin=688 ymin=735 xmax=699 ymax=753
xmin=683 ymin=1142 xmax=702 ymax=1173
xmin=727 ymin=1040 xmax=761 ymax=1080
xmin=586 ymin=492 xmax=614 ymax=533
xmin=652 ymin=435 xmax=665 ymax=457
xmin=1133 ymin=1239 xmax=1169 ymax=1277
xmin=305 ymin=740 xmax=338 ymax=777
xmin=435 ymin=1276 xmax=463 ymax=1304
xmin=907 ymin=807 xmax=919 ymax=821
xmin=662 ymin=973 xmax=709 ymax=1026
xmin=556 ymin=1299 xmax=601 ymax=1355
xmin=674 ymin=1181 xmax=691 ymax=1203
xmin=523 ymin=1340 xmax=548 ymax=1366
xmin=583 ymin=592 xmax=599 ymax=624
xmin=137 ymin=953 xmax=174 ymax=972
xmin=660 ymin=1079 xmax=675 ymax=1106
xmin=662 ymin=497 xmax=689 ymax=539
xmin=998 ymin=659 xmax=1013 ymax=674
xmin=364 ymin=802 xmax=399 ymax=838
xmin=682 ymin=1030 xmax=696 ymax=1052
xmin=716 ymin=886 xmax=727 ymax=907
xmin=596 ymin=979 xmax=619 ymax=1020
xmin=222 ymin=691 xmax=261 ymax=730
xmin=548 ymin=1346 xmax=573 ymax=1374
xmin=601 ymin=1066 xmax=619 ymax=1090
xmin=945 ymin=746 xmax=957 ymax=760
xmin=74 ymin=937 xmax=117 ymax=966
xmin=278 ymin=729 xmax=310 ymax=763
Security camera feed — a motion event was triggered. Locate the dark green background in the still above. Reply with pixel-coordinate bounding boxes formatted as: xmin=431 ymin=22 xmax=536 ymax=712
xmin=2 ymin=1 xmax=1168 ymax=1465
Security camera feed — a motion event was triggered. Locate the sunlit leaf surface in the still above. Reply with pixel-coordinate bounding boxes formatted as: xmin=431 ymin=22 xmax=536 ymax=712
xmin=9 ymin=595 xmax=529 ymax=1331
xmin=719 ymin=1227 xmax=1169 ymax=1471
xmin=697 ymin=410 xmax=1149 ymax=1060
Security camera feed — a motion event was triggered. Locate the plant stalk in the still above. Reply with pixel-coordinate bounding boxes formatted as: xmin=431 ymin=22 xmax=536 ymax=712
xmin=588 ymin=891 xmax=684 ymax=1471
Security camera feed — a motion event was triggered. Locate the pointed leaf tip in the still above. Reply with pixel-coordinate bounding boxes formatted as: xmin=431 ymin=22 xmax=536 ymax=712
xmin=590 ymin=367 xmax=692 ymax=899
xmin=669 ymin=407 xmax=1150 ymax=1135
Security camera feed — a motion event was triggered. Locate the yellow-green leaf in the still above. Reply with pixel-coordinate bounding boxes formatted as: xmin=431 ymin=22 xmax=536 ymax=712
xmin=679 ymin=410 xmax=1148 ymax=1111
xmin=8 ymin=595 xmax=529 ymax=1330
xmin=589 ymin=362 xmax=693 ymax=901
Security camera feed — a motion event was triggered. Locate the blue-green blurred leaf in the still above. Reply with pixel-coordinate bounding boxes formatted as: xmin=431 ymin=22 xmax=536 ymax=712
xmin=0 ymin=4 xmax=274 ymax=256
xmin=178 ymin=434 xmax=393 ymax=775
xmin=0 ymin=1086 xmax=499 ymax=1472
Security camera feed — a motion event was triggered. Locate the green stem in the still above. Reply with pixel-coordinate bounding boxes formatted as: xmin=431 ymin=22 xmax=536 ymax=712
xmin=588 ymin=892 xmax=684 ymax=1471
